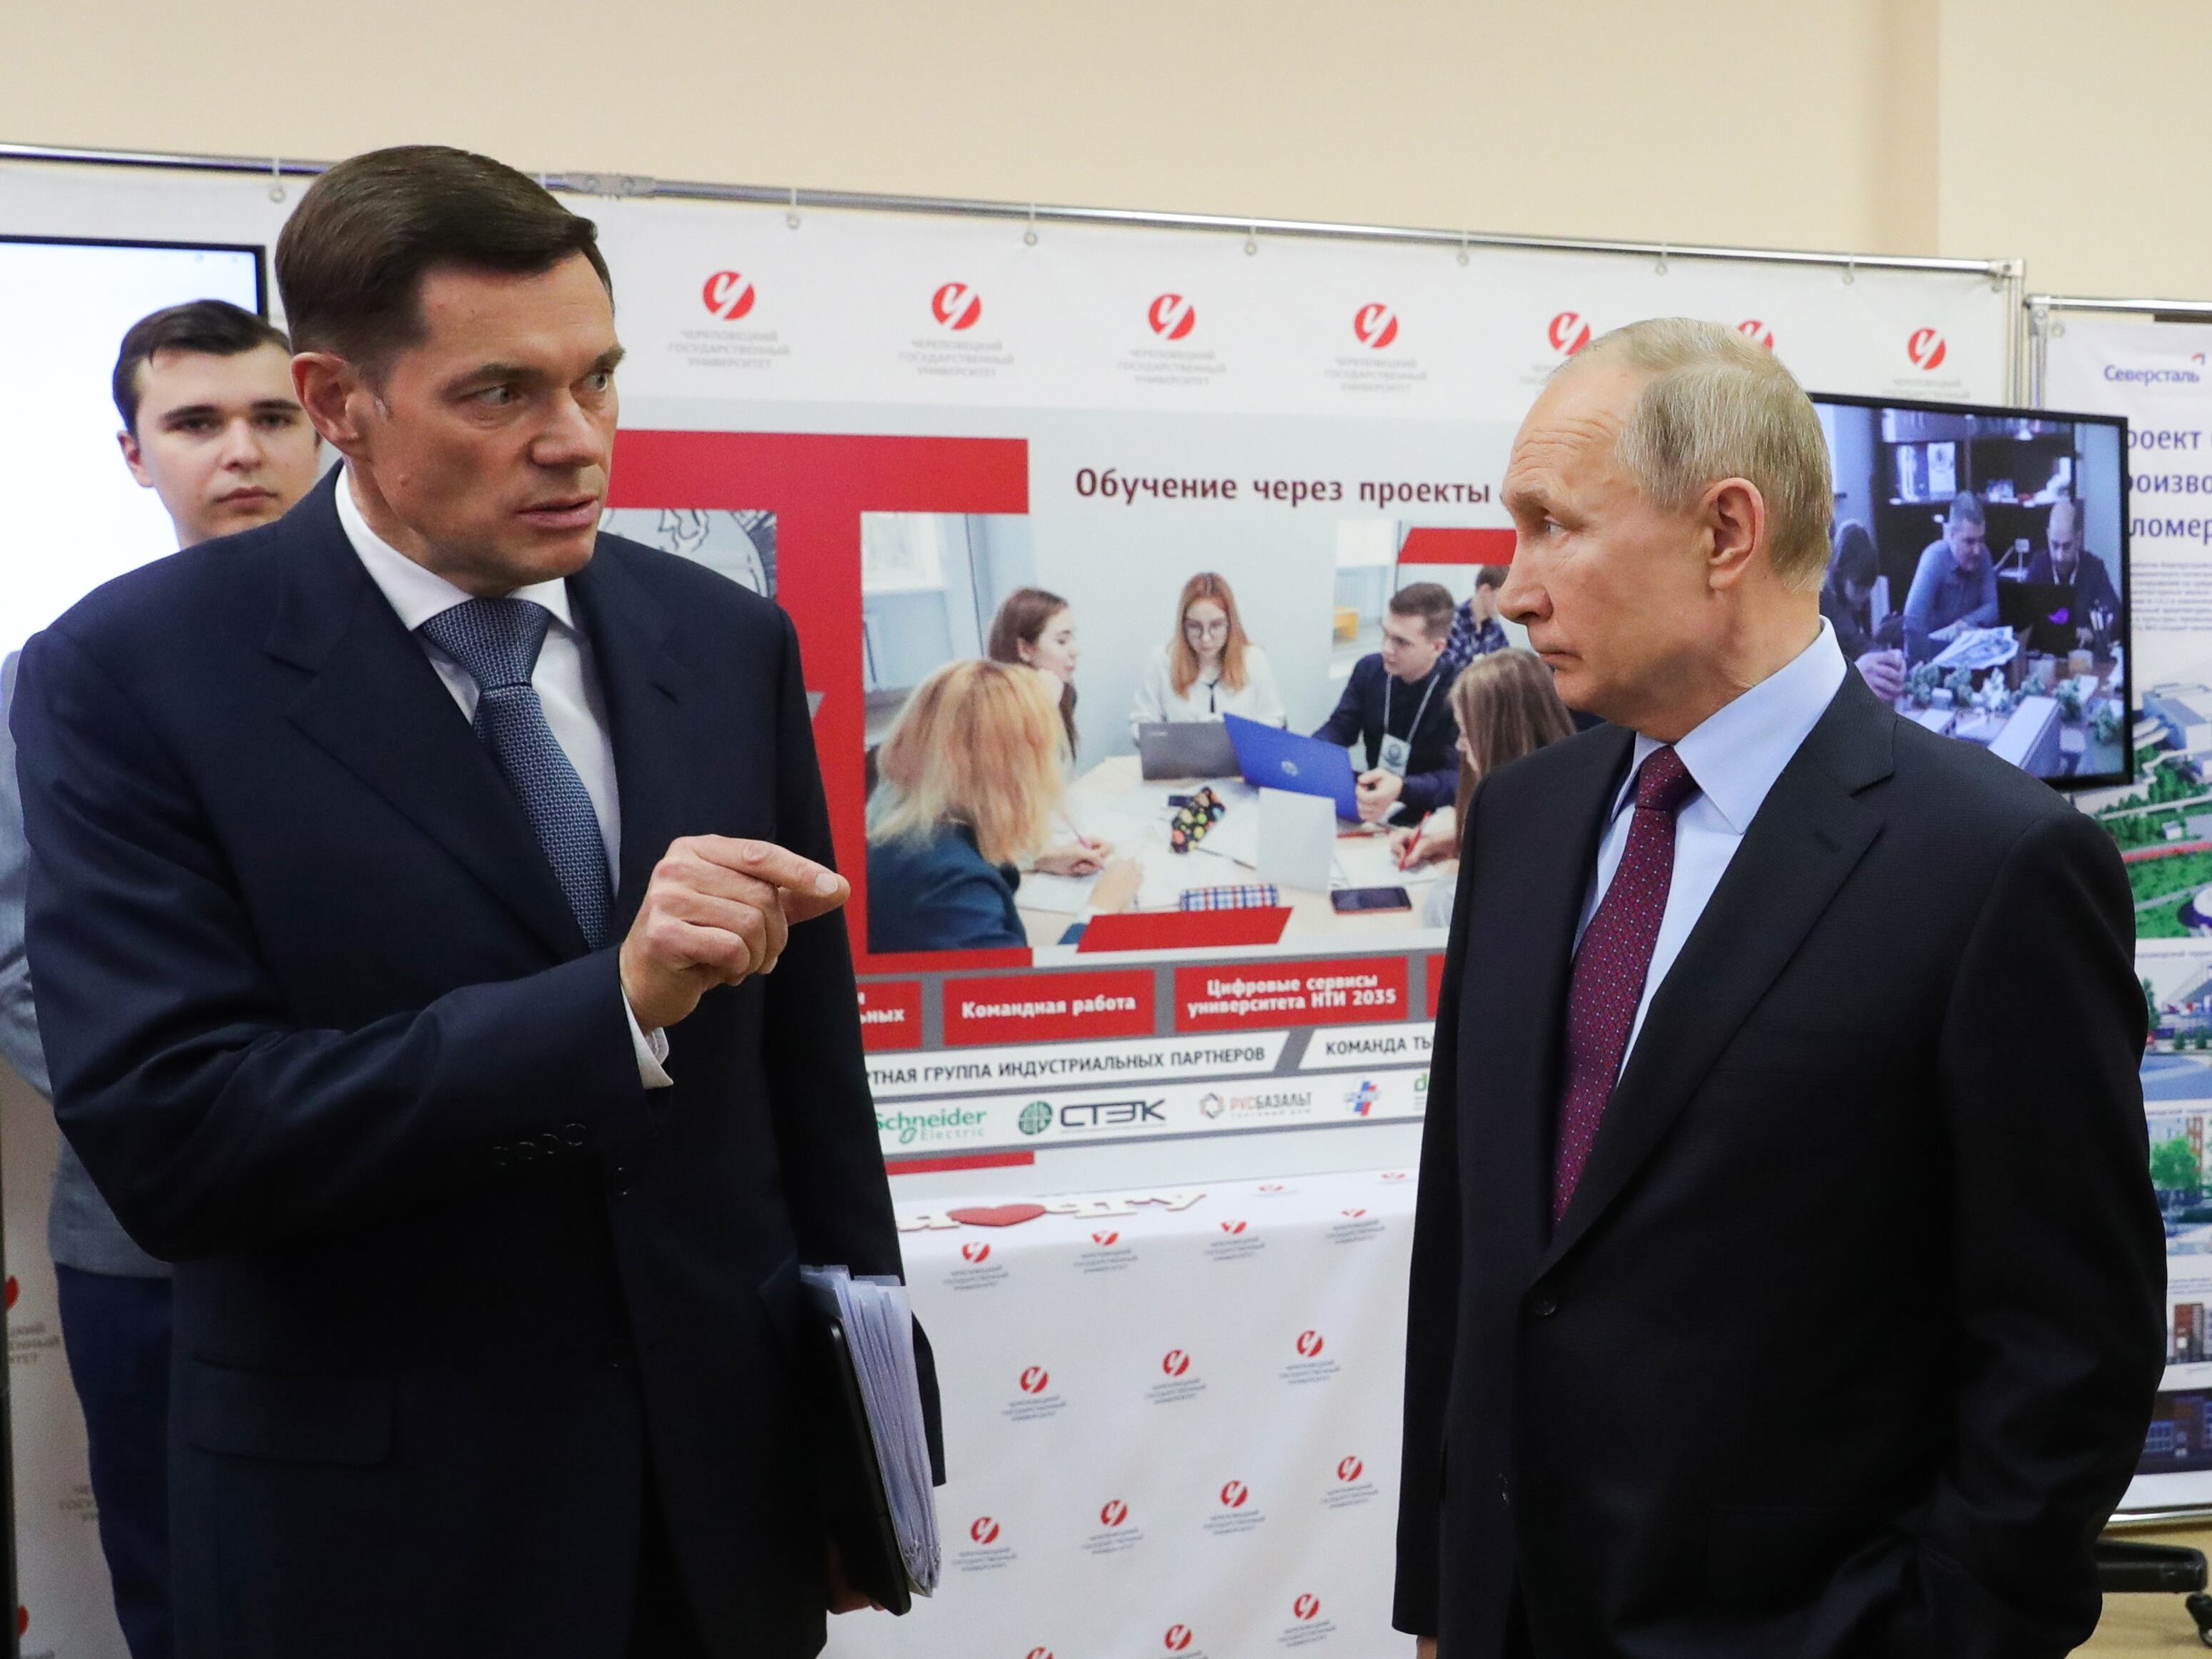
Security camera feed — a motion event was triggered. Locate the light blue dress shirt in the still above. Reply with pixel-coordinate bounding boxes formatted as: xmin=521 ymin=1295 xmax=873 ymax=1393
xmin=1576 ymin=619 xmax=1849 ymax=1068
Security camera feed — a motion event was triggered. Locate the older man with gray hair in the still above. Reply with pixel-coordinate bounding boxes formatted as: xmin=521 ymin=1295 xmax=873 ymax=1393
xmin=1397 ymin=318 xmax=2160 ymax=1658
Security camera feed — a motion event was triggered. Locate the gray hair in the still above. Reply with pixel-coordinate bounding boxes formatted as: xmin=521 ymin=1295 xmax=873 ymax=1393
xmin=1562 ymin=317 xmax=1834 ymax=593
xmin=1947 ymin=491 xmax=1986 ymax=529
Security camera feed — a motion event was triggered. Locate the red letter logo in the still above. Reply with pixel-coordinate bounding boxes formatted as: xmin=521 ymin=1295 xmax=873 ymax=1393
xmin=1737 ymin=319 xmax=1775 ymax=349
xmin=1164 ymin=1626 xmax=1193 ymax=1652
xmin=1381 ymin=1170 xmax=1409 ymax=1181
xmin=961 ymin=1241 xmax=991 ymax=1263
xmin=1019 ymin=1365 xmax=1049 ymax=1394
xmin=1353 ymin=302 xmax=1400 ymax=349
xmin=1909 ymin=327 xmax=1948 ymax=370
xmin=1295 ymin=1593 xmax=1322 ymax=1621
xmin=1162 ymin=1349 xmax=1191 ymax=1377
xmin=932 ymin=282 xmax=983 ymax=331
xmin=1091 ymin=1230 xmax=1119 ymax=1247
xmin=1340 ymin=1207 xmax=1367 ymax=1218
xmin=1220 ymin=1479 xmax=1249 ymax=1508
xmin=1296 ymin=1329 xmax=1326 ymax=1357
xmin=970 ymin=1516 xmax=1000 ymax=1544
xmin=1148 ymin=293 xmax=1197 ymax=340
xmin=1337 ymin=1455 xmax=1365 ymax=1481
xmin=1028 ymin=1649 xmax=1054 ymax=1659
xmin=1100 ymin=1498 xmax=1128 ymax=1527
xmin=1219 ymin=1220 xmax=1247 ymax=1235
xmin=4 ymin=1277 xmax=16 ymax=1310
xmin=1548 ymin=310 xmax=1592 ymax=356
xmin=700 ymin=270 xmax=755 ymax=320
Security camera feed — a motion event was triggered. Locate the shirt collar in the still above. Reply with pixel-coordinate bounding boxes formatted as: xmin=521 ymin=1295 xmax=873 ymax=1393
xmin=334 ymin=465 xmax=576 ymax=634
xmin=1617 ymin=618 xmax=1849 ymax=835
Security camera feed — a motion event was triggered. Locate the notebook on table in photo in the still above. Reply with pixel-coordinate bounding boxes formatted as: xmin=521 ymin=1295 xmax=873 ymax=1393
xmin=799 ymin=1265 xmax=940 ymax=1613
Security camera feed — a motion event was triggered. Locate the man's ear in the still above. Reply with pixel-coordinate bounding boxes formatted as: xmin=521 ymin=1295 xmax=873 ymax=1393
xmin=1703 ymin=477 xmax=1767 ymax=592
xmin=292 ymin=352 xmax=369 ymax=456
xmin=118 ymin=427 xmax=156 ymax=489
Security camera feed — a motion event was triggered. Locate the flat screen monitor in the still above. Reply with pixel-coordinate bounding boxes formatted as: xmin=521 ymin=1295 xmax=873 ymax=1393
xmin=1810 ymin=390 xmax=2130 ymax=790
xmin=0 ymin=235 xmax=266 ymax=658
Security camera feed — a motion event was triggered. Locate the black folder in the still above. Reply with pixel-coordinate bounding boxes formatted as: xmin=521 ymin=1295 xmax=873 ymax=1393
xmin=810 ymin=1311 xmax=914 ymax=1615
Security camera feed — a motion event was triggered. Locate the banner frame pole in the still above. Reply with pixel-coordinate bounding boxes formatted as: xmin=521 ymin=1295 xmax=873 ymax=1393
xmin=0 ymin=139 xmax=2015 ymax=278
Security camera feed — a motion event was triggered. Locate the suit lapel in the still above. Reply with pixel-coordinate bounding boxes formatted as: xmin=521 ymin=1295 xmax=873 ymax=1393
xmin=1539 ymin=674 xmax=1897 ymax=1275
xmin=566 ymin=543 xmax=688 ymax=934
xmin=1473 ymin=724 xmax=1634 ymax=1263
xmin=270 ymin=474 xmax=587 ymax=960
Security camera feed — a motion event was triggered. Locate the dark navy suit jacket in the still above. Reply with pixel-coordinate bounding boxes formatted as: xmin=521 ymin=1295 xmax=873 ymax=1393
xmin=866 ymin=822 xmax=1025 ymax=953
xmin=1313 ymin=653 xmax=1459 ymax=815
xmin=11 ymin=473 xmax=934 ymax=1659
xmin=1397 ymin=672 xmax=2162 ymax=1658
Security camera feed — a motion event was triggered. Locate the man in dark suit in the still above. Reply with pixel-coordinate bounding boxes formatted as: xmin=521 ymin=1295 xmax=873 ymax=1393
xmin=1396 ymin=318 xmax=2162 ymax=1658
xmin=12 ymin=145 xmax=932 ymax=1659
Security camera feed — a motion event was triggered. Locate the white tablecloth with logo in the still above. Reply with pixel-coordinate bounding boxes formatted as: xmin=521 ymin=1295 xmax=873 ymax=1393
xmin=825 ymin=1168 xmax=1417 ymax=1659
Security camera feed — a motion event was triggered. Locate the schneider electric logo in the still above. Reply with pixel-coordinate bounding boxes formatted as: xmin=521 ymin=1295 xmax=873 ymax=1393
xmin=1018 ymin=1101 xmax=1054 ymax=1137
xmin=877 ymin=1106 xmax=987 ymax=1147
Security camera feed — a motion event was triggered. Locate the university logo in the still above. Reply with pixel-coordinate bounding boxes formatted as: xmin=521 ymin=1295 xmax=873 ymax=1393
xmin=1165 ymin=1626 xmax=1195 ymax=1653
xmin=1294 ymin=1594 xmax=1322 ymax=1621
xmin=1149 ymin=292 xmax=1198 ymax=340
xmin=961 ymin=1242 xmax=992 ymax=1264
xmin=1091 ymin=1230 xmax=1120 ymax=1247
xmin=1100 ymin=1499 xmax=1130 ymax=1527
xmin=700 ymin=270 xmax=756 ymax=320
xmin=1341 ymin=1208 xmax=1368 ymax=1219
xmin=1337 ymin=1456 xmax=1365 ymax=1481
xmin=1162 ymin=1349 xmax=1193 ymax=1377
xmin=1353 ymin=302 xmax=1400 ymax=349
xmin=971 ymin=1517 xmax=1001 ymax=1544
xmin=1296 ymin=1329 xmax=1326 ymax=1358
xmin=1220 ymin=1220 xmax=1249 ymax=1235
xmin=1018 ymin=1100 xmax=1054 ymax=1136
xmin=1737 ymin=318 xmax=1775 ymax=349
xmin=1548 ymin=310 xmax=1593 ymax=356
xmin=1908 ymin=327 xmax=1949 ymax=371
xmin=932 ymin=281 xmax=984 ymax=331
xmin=1220 ymin=1480 xmax=1250 ymax=1508
xmin=1019 ymin=1366 xmax=1050 ymax=1394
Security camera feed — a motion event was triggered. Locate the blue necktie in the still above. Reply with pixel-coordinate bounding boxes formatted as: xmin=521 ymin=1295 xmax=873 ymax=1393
xmin=418 ymin=598 xmax=613 ymax=949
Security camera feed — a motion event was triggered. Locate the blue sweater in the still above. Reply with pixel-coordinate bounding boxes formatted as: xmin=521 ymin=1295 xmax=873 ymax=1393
xmin=866 ymin=823 xmax=1026 ymax=953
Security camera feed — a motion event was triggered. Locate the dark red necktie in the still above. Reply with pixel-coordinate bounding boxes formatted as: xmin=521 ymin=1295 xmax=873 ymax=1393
xmin=1552 ymin=745 xmax=1701 ymax=1223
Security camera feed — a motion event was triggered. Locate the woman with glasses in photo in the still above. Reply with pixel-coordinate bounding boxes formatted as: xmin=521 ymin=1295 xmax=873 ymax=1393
xmin=1128 ymin=571 xmax=1285 ymax=735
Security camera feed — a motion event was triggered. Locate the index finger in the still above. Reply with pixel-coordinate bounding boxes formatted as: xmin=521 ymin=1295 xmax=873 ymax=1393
xmin=683 ymin=837 xmax=847 ymax=899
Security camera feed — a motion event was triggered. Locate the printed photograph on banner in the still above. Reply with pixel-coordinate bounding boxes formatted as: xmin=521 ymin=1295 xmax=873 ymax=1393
xmin=2126 ymin=941 xmax=2212 ymax=1507
xmin=855 ymin=510 xmax=1546 ymax=959
xmin=1811 ymin=394 xmax=2129 ymax=788
xmin=598 ymin=506 xmax=776 ymax=598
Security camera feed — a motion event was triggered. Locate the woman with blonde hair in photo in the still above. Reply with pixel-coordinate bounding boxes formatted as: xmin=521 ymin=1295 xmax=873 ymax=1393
xmin=986 ymin=586 xmax=1081 ymax=756
xmin=1390 ymin=648 xmax=1575 ymax=924
xmin=867 ymin=660 xmax=1138 ymax=953
xmin=1129 ymin=571 xmax=1285 ymax=732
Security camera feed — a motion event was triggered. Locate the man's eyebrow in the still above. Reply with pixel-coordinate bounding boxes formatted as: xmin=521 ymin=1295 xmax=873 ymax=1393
xmin=251 ymin=397 xmax=305 ymax=412
xmin=593 ymin=345 xmax=627 ymax=374
xmin=156 ymin=403 xmax=220 ymax=424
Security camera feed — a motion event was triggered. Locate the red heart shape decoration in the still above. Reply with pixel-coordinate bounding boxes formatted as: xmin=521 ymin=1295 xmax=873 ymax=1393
xmin=947 ymin=1203 xmax=1048 ymax=1228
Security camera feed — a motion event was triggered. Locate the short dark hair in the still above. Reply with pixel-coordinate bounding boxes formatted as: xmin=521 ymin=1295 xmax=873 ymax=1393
xmin=1474 ymin=563 xmax=1510 ymax=592
xmin=1830 ymin=520 xmax=1880 ymax=591
xmin=275 ymin=145 xmax=611 ymax=371
xmin=1389 ymin=581 xmax=1458 ymax=641
xmin=112 ymin=299 xmax=290 ymax=434
xmin=1947 ymin=491 xmax=1986 ymax=530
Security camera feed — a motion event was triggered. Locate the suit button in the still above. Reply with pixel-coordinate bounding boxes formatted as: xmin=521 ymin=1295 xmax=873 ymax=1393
xmin=564 ymin=1123 xmax=587 ymax=1147
xmin=489 ymin=1145 xmax=509 ymax=1168
xmin=1498 ymin=1474 xmax=1511 ymax=1505
xmin=1531 ymin=1290 xmax=1559 ymax=1319
xmin=516 ymin=1140 xmax=540 ymax=1164
xmin=539 ymin=1132 xmax=563 ymax=1158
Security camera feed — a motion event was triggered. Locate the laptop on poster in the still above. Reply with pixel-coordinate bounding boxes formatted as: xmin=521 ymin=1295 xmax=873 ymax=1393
xmin=1136 ymin=720 xmax=1240 ymax=780
xmin=1997 ymin=578 xmax=2084 ymax=658
xmin=1223 ymin=712 xmax=1360 ymax=820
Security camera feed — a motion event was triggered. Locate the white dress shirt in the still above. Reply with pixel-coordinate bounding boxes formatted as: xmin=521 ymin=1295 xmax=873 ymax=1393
xmin=335 ymin=471 xmax=672 ymax=1088
xmin=1128 ymin=641 xmax=1287 ymax=732
xmin=1576 ymin=618 xmax=1848 ymax=1068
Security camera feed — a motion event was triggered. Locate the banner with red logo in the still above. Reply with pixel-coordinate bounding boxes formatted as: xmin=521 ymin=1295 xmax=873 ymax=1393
xmin=0 ymin=153 xmax=2022 ymax=1653
xmin=2047 ymin=315 xmax=2212 ymax=1513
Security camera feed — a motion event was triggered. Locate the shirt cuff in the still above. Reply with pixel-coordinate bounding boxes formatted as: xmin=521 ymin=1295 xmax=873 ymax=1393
xmin=624 ymin=994 xmax=674 ymax=1089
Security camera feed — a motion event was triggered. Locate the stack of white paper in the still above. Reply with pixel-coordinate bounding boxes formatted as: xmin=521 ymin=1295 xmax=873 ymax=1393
xmin=799 ymin=1265 xmax=941 ymax=1595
